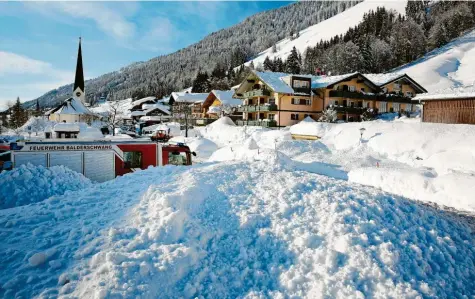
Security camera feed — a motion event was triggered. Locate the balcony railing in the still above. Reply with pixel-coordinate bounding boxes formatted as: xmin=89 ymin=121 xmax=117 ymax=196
xmin=329 ymin=106 xmax=367 ymax=114
xmin=329 ymin=90 xmax=413 ymax=103
xmin=242 ymin=89 xmax=271 ymax=98
xmin=237 ymin=104 xmax=278 ymax=113
xmin=236 ymin=120 xmax=277 ymax=127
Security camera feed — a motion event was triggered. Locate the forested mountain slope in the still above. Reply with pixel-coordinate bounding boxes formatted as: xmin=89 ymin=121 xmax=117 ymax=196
xmin=24 ymin=1 xmax=359 ymax=109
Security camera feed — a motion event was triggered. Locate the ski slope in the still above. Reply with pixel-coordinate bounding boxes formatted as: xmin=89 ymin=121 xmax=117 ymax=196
xmin=393 ymin=29 xmax=475 ymax=92
xmin=245 ymin=0 xmax=407 ymax=68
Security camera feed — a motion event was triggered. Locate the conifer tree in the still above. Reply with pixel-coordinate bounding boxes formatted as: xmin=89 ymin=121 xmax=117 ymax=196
xmin=9 ymin=97 xmax=27 ymax=129
xmin=263 ymin=56 xmax=274 ymax=71
xmin=191 ymin=71 xmax=211 ymax=93
xmin=285 ymin=46 xmax=301 ymax=74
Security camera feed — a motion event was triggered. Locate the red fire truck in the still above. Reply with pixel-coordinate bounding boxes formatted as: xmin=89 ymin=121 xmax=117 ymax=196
xmin=11 ymin=140 xmax=195 ymax=182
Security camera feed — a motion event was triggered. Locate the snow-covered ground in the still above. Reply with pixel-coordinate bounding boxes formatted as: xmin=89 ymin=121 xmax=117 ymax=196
xmin=243 ymin=0 xmax=407 ymax=69
xmin=1 ymin=159 xmax=474 ymax=298
xmin=2 ymin=116 xmax=475 ymax=297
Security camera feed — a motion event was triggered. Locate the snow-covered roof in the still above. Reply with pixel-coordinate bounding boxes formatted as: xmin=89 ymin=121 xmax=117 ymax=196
xmin=142 ymin=103 xmax=170 ymax=114
xmin=53 ymin=123 xmax=80 ymax=132
xmin=253 ymin=71 xmax=298 ymax=94
xmin=413 ymin=87 xmax=475 ymax=101
xmin=363 ymin=73 xmax=405 ymax=86
xmin=311 ymin=72 xmax=360 ymax=89
xmin=143 ymin=105 xmax=171 ymax=115
xmin=130 ymin=111 xmax=146 ymax=116
xmin=211 ymin=90 xmax=242 ymax=106
xmin=132 ymin=96 xmax=156 ymax=107
xmin=208 ymin=106 xmax=221 ymax=114
xmin=51 ymin=98 xmax=93 ymax=115
xmin=171 ymin=92 xmax=208 ymax=103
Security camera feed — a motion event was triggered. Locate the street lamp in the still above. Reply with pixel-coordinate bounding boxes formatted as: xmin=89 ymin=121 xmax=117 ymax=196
xmin=359 ymin=127 xmax=366 ymax=143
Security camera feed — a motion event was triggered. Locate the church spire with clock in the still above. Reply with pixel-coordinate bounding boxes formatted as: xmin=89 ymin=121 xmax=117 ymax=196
xmin=73 ymin=37 xmax=85 ymax=103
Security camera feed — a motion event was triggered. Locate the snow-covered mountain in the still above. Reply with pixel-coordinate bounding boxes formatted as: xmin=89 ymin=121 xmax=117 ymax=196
xmin=393 ymin=29 xmax=475 ymax=92
xmin=244 ymin=1 xmax=408 ymax=68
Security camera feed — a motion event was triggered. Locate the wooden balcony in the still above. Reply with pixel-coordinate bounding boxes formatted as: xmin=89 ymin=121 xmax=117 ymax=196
xmin=329 ymin=90 xmax=413 ymax=103
xmin=242 ymin=89 xmax=271 ymax=98
xmin=330 ymin=106 xmax=367 ymax=114
xmin=236 ymin=120 xmax=277 ymax=127
xmin=237 ymin=104 xmax=278 ymax=113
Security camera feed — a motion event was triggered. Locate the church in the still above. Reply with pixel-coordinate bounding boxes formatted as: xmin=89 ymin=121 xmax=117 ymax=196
xmin=46 ymin=38 xmax=97 ymax=123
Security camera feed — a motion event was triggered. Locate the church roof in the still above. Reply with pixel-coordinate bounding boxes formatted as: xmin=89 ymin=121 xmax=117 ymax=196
xmin=73 ymin=37 xmax=85 ymax=92
xmin=50 ymin=97 xmax=93 ymax=115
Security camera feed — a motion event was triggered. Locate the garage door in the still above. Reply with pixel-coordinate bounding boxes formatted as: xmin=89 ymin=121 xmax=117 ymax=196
xmin=84 ymin=151 xmax=115 ymax=183
xmin=14 ymin=152 xmax=47 ymax=167
xmin=49 ymin=152 xmax=83 ymax=174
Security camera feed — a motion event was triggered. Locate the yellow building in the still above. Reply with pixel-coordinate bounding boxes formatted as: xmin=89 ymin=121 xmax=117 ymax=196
xmin=234 ymin=72 xmax=320 ymax=127
xmin=234 ymin=71 xmax=427 ymax=126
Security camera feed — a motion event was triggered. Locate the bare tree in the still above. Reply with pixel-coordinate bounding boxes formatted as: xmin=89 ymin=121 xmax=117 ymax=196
xmin=172 ymin=102 xmax=192 ymax=137
xmin=107 ymin=101 xmax=122 ymax=136
xmin=318 ymin=107 xmax=337 ymax=123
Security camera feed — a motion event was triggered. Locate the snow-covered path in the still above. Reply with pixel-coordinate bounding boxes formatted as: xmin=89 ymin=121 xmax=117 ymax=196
xmin=1 ymin=159 xmax=474 ymax=298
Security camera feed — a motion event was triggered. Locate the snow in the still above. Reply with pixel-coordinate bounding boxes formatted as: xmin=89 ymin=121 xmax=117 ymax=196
xmin=53 ymin=123 xmax=80 ymax=132
xmin=363 ymin=73 xmax=405 ymax=86
xmin=413 ymin=86 xmax=475 ymax=101
xmin=141 ymin=103 xmax=171 ymax=114
xmin=77 ymin=127 xmax=104 ymax=139
xmin=1 ymin=158 xmax=474 ymax=298
xmin=90 ymin=98 xmax=133 ymax=116
xmin=290 ymin=117 xmax=333 ymax=137
xmin=51 ymin=97 xmax=93 ymax=115
xmin=0 ymin=164 xmax=92 ymax=209
xmin=131 ymin=96 xmax=156 ymax=107
xmin=393 ymin=29 xmax=475 ymax=92
xmin=311 ymin=72 xmax=359 ymax=89
xmin=170 ymin=136 xmax=218 ymax=161
xmin=211 ymin=90 xmax=242 ymax=106
xmin=244 ymin=1 xmax=407 ymax=68
xmin=171 ymin=92 xmax=208 ymax=103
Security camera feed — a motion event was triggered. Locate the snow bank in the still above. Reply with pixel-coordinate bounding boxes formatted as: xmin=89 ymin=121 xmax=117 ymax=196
xmin=1 ymin=161 xmax=473 ymax=298
xmin=290 ymin=117 xmax=334 ymax=138
xmin=0 ymin=164 xmax=92 ymax=209
xmin=170 ymin=136 xmax=218 ymax=161
xmin=77 ymin=126 xmax=103 ymax=139
xmin=197 ymin=116 xmax=270 ymax=147
xmin=348 ymin=167 xmax=475 ymax=213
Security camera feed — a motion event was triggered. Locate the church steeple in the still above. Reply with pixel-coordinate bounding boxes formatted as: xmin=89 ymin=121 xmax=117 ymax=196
xmin=73 ymin=37 xmax=85 ymax=103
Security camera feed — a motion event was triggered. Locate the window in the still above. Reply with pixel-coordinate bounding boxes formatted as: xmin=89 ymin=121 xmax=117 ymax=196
xmin=366 ymin=102 xmax=371 ymax=108
xmin=291 ymin=114 xmax=299 ymax=120
xmin=343 ymin=100 xmax=348 ymax=107
xmin=380 ymin=102 xmax=387 ymax=113
xmin=406 ymin=104 xmax=413 ymax=112
xmin=268 ymin=114 xmax=275 ymax=120
xmin=349 ymin=86 xmax=356 ymax=92
xmin=350 ymin=101 xmax=355 ymax=108
xmin=358 ymin=101 xmax=363 ymax=108
xmin=168 ymin=151 xmax=188 ymax=166
xmin=333 ymin=100 xmax=339 ymax=106
xmin=361 ymin=88 xmax=365 ymax=92
xmin=393 ymin=83 xmax=401 ymax=91
xmin=259 ymin=98 xmax=265 ymax=104
xmin=382 ymin=87 xmax=388 ymax=93
xmin=406 ymin=91 xmax=413 ymax=97
xmin=393 ymin=103 xmax=400 ymax=111
xmin=293 ymin=80 xmax=310 ymax=88
xmin=124 ymin=151 xmax=142 ymax=168
xmin=269 ymin=98 xmax=276 ymax=105
xmin=291 ymin=98 xmax=311 ymax=105
xmin=291 ymin=98 xmax=297 ymax=105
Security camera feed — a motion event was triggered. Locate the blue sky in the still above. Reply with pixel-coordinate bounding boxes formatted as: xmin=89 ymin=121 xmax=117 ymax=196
xmin=0 ymin=1 xmax=290 ymax=109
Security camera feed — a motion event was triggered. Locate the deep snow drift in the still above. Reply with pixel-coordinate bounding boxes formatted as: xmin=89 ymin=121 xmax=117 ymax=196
xmin=0 ymin=161 xmax=474 ymax=298
xmin=0 ymin=164 xmax=92 ymax=209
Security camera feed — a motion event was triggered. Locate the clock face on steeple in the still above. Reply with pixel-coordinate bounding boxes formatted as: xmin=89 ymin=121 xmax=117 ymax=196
xmin=76 ymin=91 xmax=82 ymax=97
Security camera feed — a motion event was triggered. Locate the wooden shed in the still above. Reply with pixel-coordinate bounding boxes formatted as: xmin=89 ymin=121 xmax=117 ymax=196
xmin=413 ymin=91 xmax=475 ymax=124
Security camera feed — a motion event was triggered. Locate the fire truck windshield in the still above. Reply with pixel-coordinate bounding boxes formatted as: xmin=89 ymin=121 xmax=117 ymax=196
xmin=168 ymin=151 xmax=188 ymax=166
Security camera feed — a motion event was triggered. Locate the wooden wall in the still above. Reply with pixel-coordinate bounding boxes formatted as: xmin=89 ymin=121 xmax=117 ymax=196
xmin=423 ymin=98 xmax=475 ymax=124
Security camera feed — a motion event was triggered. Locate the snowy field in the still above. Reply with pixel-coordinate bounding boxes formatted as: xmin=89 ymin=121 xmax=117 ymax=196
xmin=1 ymin=117 xmax=475 ymax=297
